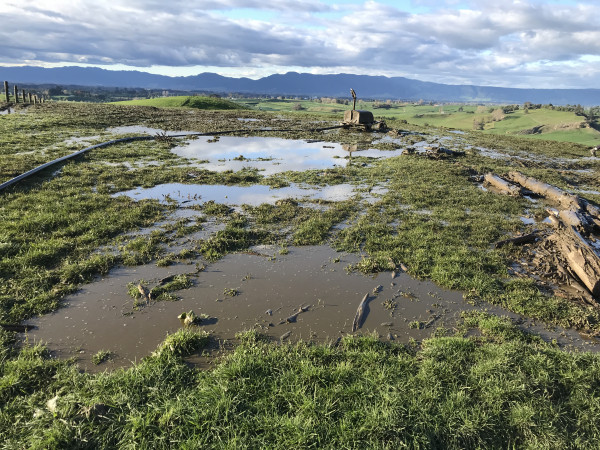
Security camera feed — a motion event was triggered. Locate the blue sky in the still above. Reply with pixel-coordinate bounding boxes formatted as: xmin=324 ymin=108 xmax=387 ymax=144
xmin=0 ymin=0 xmax=599 ymax=89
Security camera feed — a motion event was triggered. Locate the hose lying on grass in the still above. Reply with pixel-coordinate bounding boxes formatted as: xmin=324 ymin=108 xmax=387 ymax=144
xmin=0 ymin=124 xmax=345 ymax=192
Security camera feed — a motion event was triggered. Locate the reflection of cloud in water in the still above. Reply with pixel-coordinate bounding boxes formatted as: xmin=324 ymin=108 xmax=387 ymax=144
xmin=171 ymin=136 xmax=402 ymax=174
xmin=114 ymin=183 xmax=383 ymax=206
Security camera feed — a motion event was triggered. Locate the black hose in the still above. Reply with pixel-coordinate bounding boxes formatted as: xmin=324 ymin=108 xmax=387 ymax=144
xmin=0 ymin=124 xmax=345 ymax=192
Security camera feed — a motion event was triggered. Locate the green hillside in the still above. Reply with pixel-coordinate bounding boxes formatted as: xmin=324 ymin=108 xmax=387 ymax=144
xmin=116 ymin=95 xmax=247 ymax=110
xmin=235 ymin=99 xmax=600 ymax=146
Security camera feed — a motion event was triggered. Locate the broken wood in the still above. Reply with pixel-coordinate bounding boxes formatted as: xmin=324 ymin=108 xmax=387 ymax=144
xmin=558 ymin=210 xmax=594 ymax=233
xmin=508 ymin=171 xmax=581 ymax=210
xmin=352 ymin=293 xmax=370 ymax=332
xmin=137 ymin=283 xmax=152 ymax=303
xmin=279 ymin=305 xmax=310 ymax=324
xmin=483 ymin=173 xmax=521 ymax=196
xmin=493 ymin=231 xmax=540 ymax=248
xmin=548 ymin=225 xmax=600 ymax=298
xmin=280 ymin=330 xmax=292 ymax=342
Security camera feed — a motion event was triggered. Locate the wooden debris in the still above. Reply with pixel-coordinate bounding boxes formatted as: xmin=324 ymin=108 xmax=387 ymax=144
xmin=279 ymin=331 xmax=291 ymax=342
xmin=558 ymin=210 xmax=594 ymax=233
xmin=352 ymin=293 xmax=370 ymax=332
xmin=279 ymin=305 xmax=310 ymax=324
xmin=507 ymin=171 xmax=582 ymax=211
xmin=483 ymin=173 xmax=521 ymax=196
xmin=549 ymin=226 xmax=600 ymax=298
xmin=137 ymin=283 xmax=151 ymax=303
xmin=493 ymin=231 xmax=540 ymax=248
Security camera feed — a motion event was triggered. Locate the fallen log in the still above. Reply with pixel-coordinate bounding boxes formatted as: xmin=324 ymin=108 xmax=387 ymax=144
xmin=493 ymin=231 xmax=540 ymax=248
xmin=558 ymin=210 xmax=595 ymax=233
xmin=548 ymin=225 xmax=600 ymax=298
xmin=484 ymin=173 xmax=521 ymax=196
xmin=584 ymin=201 xmax=600 ymax=219
xmin=508 ymin=171 xmax=582 ymax=210
xmin=582 ymin=201 xmax=600 ymax=229
xmin=352 ymin=293 xmax=370 ymax=332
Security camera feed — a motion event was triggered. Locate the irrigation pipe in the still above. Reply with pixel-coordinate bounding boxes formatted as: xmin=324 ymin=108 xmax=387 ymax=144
xmin=0 ymin=124 xmax=345 ymax=192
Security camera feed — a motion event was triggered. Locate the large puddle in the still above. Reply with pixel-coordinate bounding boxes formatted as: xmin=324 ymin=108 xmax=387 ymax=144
xmin=24 ymin=246 xmax=599 ymax=371
xmin=114 ymin=182 xmax=386 ymax=207
xmin=171 ymin=136 xmax=404 ymax=174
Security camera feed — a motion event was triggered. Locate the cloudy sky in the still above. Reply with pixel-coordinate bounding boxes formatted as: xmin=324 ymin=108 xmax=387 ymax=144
xmin=1 ymin=0 xmax=598 ymax=88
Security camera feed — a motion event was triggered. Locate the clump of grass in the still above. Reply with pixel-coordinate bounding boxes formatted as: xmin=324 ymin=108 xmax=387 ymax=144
xmin=150 ymin=274 xmax=193 ymax=301
xmin=92 ymin=350 xmax=113 ymax=365
xmin=223 ymin=287 xmax=238 ymax=297
xmin=153 ymin=327 xmax=210 ymax=357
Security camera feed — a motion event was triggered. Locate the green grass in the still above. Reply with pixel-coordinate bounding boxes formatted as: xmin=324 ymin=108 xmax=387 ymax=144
xmin=237 ymin=99 xmax=600 ymax=146
xmin=114 ymin=95 xmax=247 ymax=110
xmin=1 ymin=101 xmax=600 ymax=447
xmin=2 ymin=315 xmax=600 ymax=448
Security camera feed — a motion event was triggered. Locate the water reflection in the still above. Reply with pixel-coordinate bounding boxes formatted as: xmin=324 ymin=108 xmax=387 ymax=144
xmin=114 ymin=182 xmax=386 ymax=206
xmin=171 ymin=136 xmax=404 ymax=174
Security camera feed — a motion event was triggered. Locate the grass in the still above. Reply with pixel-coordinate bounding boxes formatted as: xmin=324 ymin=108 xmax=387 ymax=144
xmin=237 ymin=99 xmax=600 ymax=147
xmin=1 ymin=101 xmax=600 ymax=447
xmin=2 ymin=315 xmax=600 ymax=448
xmin=114 ymin=95 xmax=247 ymax=110
xmin=92 ymin=350 xmax=113 ymax=365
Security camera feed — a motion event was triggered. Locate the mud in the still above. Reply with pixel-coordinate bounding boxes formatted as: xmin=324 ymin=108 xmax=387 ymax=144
xmin=23 ymin=245 xmax=600 ymax=372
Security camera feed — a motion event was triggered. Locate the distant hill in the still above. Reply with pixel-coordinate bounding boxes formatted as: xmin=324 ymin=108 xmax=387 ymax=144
xmin=1 ymin=66 xmax=600 ymax=106
xmin=117 ymin=95 xmax=247 ymax=110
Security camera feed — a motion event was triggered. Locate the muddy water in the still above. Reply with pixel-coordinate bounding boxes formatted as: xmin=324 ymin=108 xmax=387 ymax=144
xmin=24 ymin=246 xmax=599 ymax=372
xmin=171 ymin=136 xmax=404 ymax=174
xmin=114 ymin=182 xmax=387 ymax=207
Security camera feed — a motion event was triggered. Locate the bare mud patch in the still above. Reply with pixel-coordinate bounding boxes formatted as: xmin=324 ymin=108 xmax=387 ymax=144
xmin=23 ymin=246 xmax=599 ymax=372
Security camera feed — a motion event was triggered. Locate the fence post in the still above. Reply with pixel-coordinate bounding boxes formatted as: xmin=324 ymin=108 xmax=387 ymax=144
xmin=14 ymin=85 xmax=18 ymax=103
xmin=28 ymin=93 xmax=32 ymax=103
xmin=3 ymin=81 xmax=8 ymax=103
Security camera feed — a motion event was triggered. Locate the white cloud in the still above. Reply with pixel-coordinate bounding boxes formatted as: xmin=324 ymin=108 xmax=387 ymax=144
xmin=0 ymin=0 xmax=599 ymax=88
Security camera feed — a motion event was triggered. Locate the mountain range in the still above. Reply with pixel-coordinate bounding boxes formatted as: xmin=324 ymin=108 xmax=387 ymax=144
xmin=1 ymin=66 xmax=600 ymax=106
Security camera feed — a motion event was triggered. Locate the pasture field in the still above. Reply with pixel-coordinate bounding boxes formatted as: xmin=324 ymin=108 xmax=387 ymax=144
xmin=1 ymin=100 xmax=600 ymax=448
xmin=234 ymin=98 xmax=600 ymax=147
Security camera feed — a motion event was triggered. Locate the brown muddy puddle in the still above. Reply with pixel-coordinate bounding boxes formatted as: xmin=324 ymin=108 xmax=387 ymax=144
xmin=171 ymin=136 xmax=404 ymax=174
xmin=23 ymin=245 xmax=600 ymax=372
xmin=114 ymin=182 xmax=387 ymax=207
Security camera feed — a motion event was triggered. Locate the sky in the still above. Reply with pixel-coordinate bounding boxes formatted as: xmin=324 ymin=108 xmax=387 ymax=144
xmin=0 ymin=0 xmax=598 ymax=89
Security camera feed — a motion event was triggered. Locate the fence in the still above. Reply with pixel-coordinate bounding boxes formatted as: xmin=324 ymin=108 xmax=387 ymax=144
xmin=2 ymin=80 xmax=46 ymax=104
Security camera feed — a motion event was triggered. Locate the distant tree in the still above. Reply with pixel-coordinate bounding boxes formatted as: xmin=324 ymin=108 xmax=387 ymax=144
xmin=491 ymin=108 xmax=506 ymax=122
xmin=48 ymin=85 xmax=64 ymax=96
xmin=292 ymin=103 xmax=305 ymax=111
xmin=473 ymin=118 xmax=484 ymax=130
